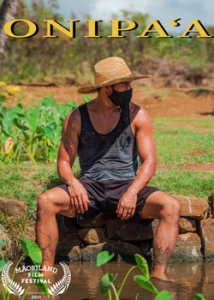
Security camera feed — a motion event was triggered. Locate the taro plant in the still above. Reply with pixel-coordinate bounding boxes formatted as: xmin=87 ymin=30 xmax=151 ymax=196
xmin=0 ymin=96 xmax=79 ymax=163
xmin=96 ymin=251 xmax=175 ymax=300
xmin=97 ymin=251 xmax=208 ymax=300
xmin=0 ymin=95 xmax=93 ymax=163
xmin=0 ymin=238 xmax=50 ymax=300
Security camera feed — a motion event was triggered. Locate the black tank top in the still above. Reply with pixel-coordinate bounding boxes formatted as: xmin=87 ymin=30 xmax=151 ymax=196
xmin=77 ymin=103 xmax=138 ymax=181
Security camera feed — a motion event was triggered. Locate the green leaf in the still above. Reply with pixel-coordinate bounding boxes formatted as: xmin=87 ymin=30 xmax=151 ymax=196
xmin=26 ymin=108 xmax=40 ymax=133
xmin=30 ymin=270 xmax=50 ymax=297
xmin=52 ymin=106 xmax=60 ymax=126
xmin=40 ymin=96 xmax=55 ymax=107
xmin=0 ymin=238 xmax=8 ymax=251
xmin=194 ymin=294 xmax=208 ymax=300
xmin=83 ymin=94 xmax=92 ymax=103
xmin=0 ymin=101 xmax=3 ymax=114
xmin=100 ymin=273 xmax=116 ymax=296
xmin=14 ymin=118 xmax=29 ymax=131
xmin=43 ymin=126 xmax=55 ymax=142
xmin=66 ymin=100 xmax=78 ymax=110
xmin=135 ymin=254 xmax=150 ymax=279
xmin=134 ymin=275 xmax=159 ymax=295
xmin=19 ymin=239 xmax=42 ymax=266
xmin=97 ymin=251 xmax=115 ymax=267
xmin=155 ymin=291 xmax=173 ymax=300
xmin=0 ymin=261 xmax=7 ymax=273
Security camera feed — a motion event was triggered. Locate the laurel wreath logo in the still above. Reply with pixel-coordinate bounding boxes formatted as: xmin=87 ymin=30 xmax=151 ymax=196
xmin=1 ymin=261 xmax=71 ymax=299
xmin=2 ymin=262 xmax=25 ymax=298
xmin=48 ymin=262 xmax=71 ymax=297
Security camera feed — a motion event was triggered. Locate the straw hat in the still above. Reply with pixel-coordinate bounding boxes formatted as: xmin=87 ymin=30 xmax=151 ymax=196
xmin=78 ymin=57 xmax=151 ymax=94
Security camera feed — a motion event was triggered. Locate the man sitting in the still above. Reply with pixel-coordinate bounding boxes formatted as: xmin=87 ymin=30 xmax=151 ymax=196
xmin=36 ymin=56 xmax=180 ymax=281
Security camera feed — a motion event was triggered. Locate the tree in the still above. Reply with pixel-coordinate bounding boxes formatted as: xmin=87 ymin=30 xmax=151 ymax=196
xmin=0 ymin=0 xmax=19 ymax=64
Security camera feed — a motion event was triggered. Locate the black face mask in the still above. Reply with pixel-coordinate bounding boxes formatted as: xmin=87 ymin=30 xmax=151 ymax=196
xmin=108 ymin=87 xmax=133 ymax=107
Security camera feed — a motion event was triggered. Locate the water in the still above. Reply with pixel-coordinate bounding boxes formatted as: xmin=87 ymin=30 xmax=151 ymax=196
xmin=1 ymin=261 xmax=214 ymax=300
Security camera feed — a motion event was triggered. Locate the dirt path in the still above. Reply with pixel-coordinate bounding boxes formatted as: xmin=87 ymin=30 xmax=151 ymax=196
xmin=4 ymin=84 xmax=214 ymax=119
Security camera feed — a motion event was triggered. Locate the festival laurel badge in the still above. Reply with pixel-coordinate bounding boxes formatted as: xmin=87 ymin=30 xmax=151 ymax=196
xmin=1 ymin=261 xmax=71 ymax=298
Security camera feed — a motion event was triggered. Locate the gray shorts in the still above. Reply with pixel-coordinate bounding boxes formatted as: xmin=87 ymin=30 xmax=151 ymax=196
xmin=59 ymin=177 xmax=159 ymax=226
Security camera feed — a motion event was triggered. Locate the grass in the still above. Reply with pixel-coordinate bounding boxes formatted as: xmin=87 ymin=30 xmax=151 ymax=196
xmin=150 ymin=170 xmax=214 ymax=199
xmin=152 ymin=117 xmax=214 ymax=165
xmin=0 ymin=116 xmax=213 ymax=215
xmin=0 ymin=160 xmax=81 ymax=214
xmin=0 ymin=163 xmax=58 ymax=214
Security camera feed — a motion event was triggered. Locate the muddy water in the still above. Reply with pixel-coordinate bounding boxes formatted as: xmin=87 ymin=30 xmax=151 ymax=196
xmin=1 ymin=261 xmax=214 ymax=300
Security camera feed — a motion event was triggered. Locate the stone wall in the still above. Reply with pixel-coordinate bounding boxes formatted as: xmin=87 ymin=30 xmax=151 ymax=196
xmin=1 ymin=194 xmax=214 ymax=262
xmin=55 ymin=195 xmax=214 ymax=263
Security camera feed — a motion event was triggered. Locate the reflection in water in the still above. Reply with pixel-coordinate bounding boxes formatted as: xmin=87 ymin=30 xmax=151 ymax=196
xmin=1 ymin=261 xmax=214 ymax=299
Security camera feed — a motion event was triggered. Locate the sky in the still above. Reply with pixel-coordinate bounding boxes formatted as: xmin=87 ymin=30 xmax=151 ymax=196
xmin=50 ymin=0 xmax=214 ymax=34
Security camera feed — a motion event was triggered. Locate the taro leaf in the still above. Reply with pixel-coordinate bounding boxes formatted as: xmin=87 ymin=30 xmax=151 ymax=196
xmin=40 ymin=96 xmax=55 ymax=107
xmin=154 ymin=290 xmax=174 ymax=300
xmin=19 ymin=239 xmax=42 ymax=266
xmin=37 ymin=126 xmax=45 ymax=135
xmin=14 ymin=118 xmax=29 ymax=131
xmin=1 ymin=109 xmax=16 ymax=130
xmin=100 ymin=273 xmax=117 ymax=296
xmin=97 ymin=251 xmax=115 ymax=267
xmin=52 ymin=106 xmax=60 ymax=126
xmin=47 ymin=146 xmax=57 ymax=162
xmin=11 ymin=104 xmax=23 ymax=113
xmin=135 ymin=254 xmax=150 ymax=279
xmin=0 ymin=102 xmax=3 ymax=114
xmin=43 ymin=126 xmax=55 ymax=142
xmin=66 ymin=100 xmax=78 ymax=110
xmin=30 ymin=270 xmax=50 ymax=297
xmin=2 ymin=107 xmax=22 ymax=135
xmin=26 ymin=108 xmax=40 ymax=133
xmin=83 ymin=95 xmax=92 ymax=103
xmin=0 ymin=261 xmax=7 ymax=273
xmin=2 ymin=127 xmax=13 ymax=137
xmin=134 ymin=275 xmax=159 ymax=295
xmin=194 ymin=294 xmax=208 ymax=300
xmin=0 ymin=238 xmax=8 ymax=251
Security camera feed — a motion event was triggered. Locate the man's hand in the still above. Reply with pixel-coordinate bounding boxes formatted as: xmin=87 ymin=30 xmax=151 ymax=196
xmin=116 ymin=191 xmax=137 ymax=220
xmin=68 ymin=178 xmax=90 ymax=214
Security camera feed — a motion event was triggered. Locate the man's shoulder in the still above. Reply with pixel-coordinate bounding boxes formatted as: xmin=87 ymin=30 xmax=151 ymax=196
xmin=67 ymin=106 xmax=81 ymax=122
xmin=62 ymin=107 xmax=81 ymax=135
xmin=129 ymin=102 xmax=151 ymax=124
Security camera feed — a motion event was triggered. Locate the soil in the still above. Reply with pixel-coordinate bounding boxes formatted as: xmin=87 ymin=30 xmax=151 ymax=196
xmin=5 ymin=84 xmax=214 ymax=118
xmin=4 ymin=83 xmax=214 ymax=172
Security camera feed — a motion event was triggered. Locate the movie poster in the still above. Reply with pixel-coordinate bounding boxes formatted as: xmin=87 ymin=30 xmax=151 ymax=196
xmin=0 ymin=0 xmax=214 ymax=299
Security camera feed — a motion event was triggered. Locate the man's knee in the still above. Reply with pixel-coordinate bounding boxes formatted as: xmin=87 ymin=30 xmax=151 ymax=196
xmin=37 ymin=191 xmax=56 ymax=216
xmin=161 ymin=195 xmax=180 ymax=222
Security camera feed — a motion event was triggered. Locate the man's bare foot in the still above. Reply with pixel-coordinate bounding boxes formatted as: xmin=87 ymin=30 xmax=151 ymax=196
xmin=150 ymin=271 xmax=174 ymax=282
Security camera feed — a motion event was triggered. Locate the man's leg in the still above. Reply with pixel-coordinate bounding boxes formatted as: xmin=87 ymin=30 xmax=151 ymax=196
xmin=141 ymin=191 xmax=180 ymax=281
xmin=36 ymin=187 xmax=76 ymax=268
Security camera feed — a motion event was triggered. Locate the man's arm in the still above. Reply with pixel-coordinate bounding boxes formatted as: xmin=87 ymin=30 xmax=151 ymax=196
xmin=116 ymin=106 xmax=157 ymax=219
xmin=127 ymin=106 xmax=157 ymax=194
xmin=57 ymin=109 xmax=90 ymax=213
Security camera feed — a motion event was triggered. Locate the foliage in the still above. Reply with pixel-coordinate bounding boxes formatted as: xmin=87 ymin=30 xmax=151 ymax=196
xmin=0 ymin=238 xmax=50 ymax=299
xmin=150 ymin=169 xmax=214 ymax=200
xmin=0 ymin=96 xmax=79 ymax=163
xmin=0 ymin=1 xmax=214 ymax=84
xmin=97 ymin=251 xmax=175 ymax=299
xmin=97 ymin=251 xmax=209 ymax=299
